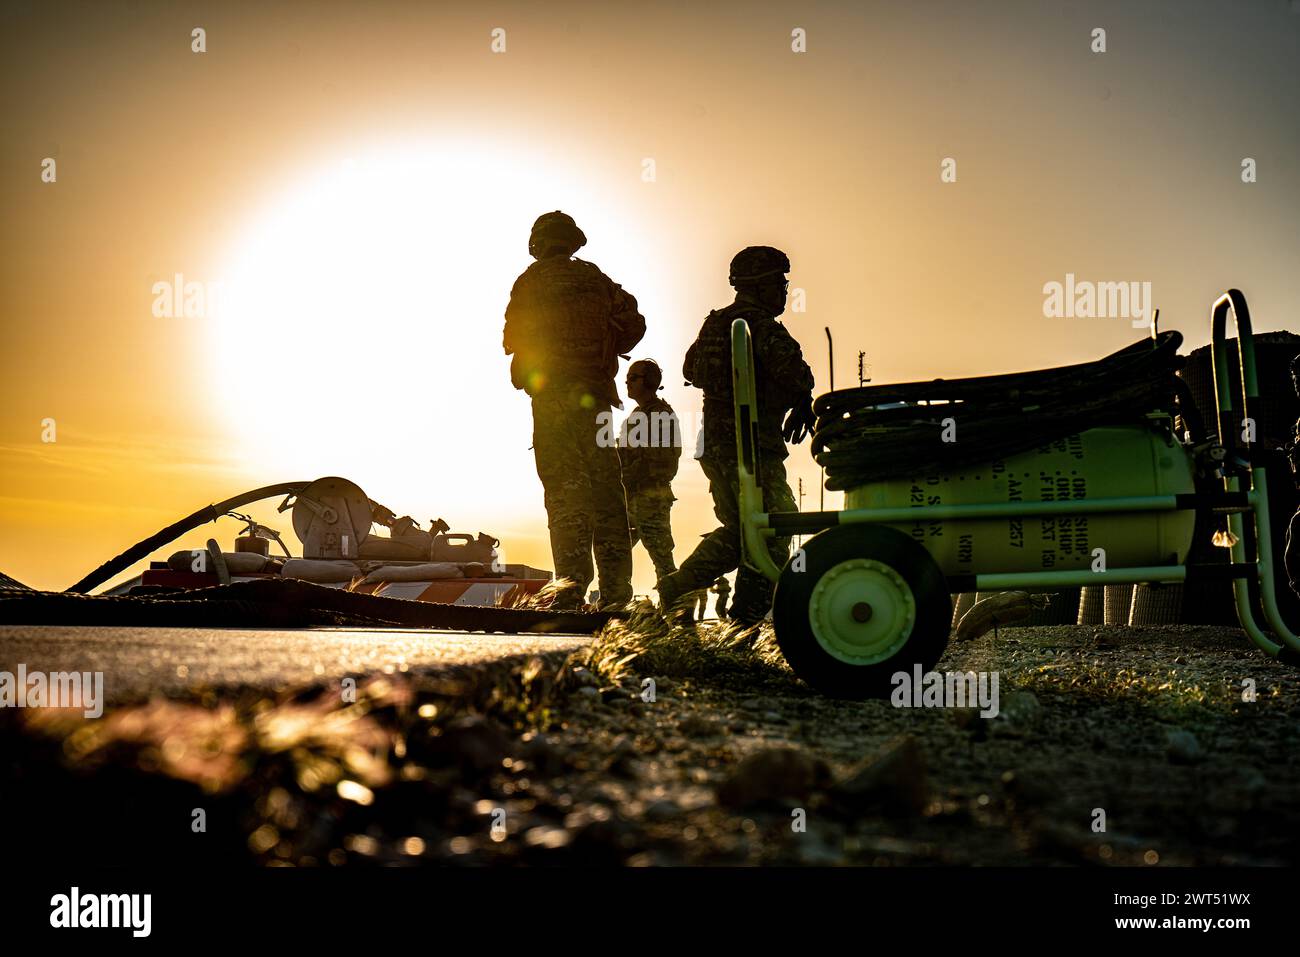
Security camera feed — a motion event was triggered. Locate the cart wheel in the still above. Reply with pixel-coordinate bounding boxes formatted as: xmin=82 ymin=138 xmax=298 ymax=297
xmin=773 ymin=525 xmax=952 ymax=699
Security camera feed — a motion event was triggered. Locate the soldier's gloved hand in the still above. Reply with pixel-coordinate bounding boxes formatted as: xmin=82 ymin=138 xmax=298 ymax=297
xmin=782 ymin=396 xmax=816 ymax=445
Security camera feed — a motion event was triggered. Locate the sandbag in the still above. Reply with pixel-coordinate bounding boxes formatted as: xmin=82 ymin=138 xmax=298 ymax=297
xmin=167 ymin=549 xmax=269 ymax=575
xmin=281 ymin=559 xmax=361 ymax=583
xmin=362 ymin=562 xmax=465 ymax=584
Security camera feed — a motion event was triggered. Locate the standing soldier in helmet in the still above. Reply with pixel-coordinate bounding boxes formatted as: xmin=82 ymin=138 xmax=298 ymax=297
xmin=657 ymin=245 xmax=815 ymax=624
xmin=503 ymin=211 xmax=645 ymax=609
xmin=618 ymin=359 xmax=682 ymax=588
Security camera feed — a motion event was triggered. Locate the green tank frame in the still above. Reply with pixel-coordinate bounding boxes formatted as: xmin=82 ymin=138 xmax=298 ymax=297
xmin=733 ymin=288 xmax=1300 ymax=663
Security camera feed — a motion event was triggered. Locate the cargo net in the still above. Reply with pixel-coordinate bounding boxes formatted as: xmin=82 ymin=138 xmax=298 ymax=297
xmin=811 ymin=331 xmax=1185 ymax=491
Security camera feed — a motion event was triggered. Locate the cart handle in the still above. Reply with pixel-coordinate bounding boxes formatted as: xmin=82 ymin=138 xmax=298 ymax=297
xmin=1210 ymin=289 xmax=1300 ymax=658
xmin=1209 ymin=288 xmax=1260 ymax=455
xmin=732 ymin=318 xmax=785 ymax=582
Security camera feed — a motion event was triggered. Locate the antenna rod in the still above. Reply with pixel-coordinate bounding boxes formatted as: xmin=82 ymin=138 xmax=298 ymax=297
xmin=825 ymin=327 xmax=834 ymax=392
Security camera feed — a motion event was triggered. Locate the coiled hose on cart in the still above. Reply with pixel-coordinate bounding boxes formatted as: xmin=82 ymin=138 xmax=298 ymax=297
xmin=811 ymin=331 xmax=1188 ymax=490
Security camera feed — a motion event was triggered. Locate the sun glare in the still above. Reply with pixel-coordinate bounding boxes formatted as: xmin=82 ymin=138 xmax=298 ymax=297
xmin=211 ymin=142 xmax=654 ymax=534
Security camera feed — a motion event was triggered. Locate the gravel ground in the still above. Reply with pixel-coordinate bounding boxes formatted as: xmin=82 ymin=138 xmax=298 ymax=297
xmin=2 ymin=620 xmax=1297 ymax=866
xmin=492 ymin=621 xmax=1299 ymax=866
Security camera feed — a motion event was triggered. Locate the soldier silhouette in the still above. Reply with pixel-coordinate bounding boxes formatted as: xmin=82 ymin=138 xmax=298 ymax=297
xmin=657 ymin=245 xmax=815 ymax=624
xmin=503 ymin=211 xmax=645 ymax=609
xmin=618 ymin=358 xmax=682 ymax=587
xmin=712 ymin=575 xmax=731 ymax=619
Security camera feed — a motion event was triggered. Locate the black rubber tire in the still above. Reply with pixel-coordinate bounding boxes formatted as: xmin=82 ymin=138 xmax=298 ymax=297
xmin=772 ymin=525 xmax=952 ymax=699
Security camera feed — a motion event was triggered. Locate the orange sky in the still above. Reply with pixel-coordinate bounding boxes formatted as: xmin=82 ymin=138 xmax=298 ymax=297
xmin=2 ymin=0 xmax=1297 ymax=594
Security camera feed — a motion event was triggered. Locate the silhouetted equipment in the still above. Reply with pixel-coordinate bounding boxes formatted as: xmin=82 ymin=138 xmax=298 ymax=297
xmin=430 ymin=532 xmax=500 ymax=565
xmin=1175 ymin=331 xmax=1300 ymax=626
xmin=67 ymin=481 xmax=312 ymax=594
xmin=1179 ymin=332 xmax=1300 ymax=450
xmin=227 ymin=510 xmax=290 ymax=558
xmin=811 ymin=331 xmax=1185 ymax=491
xmin=284 ymin=476 xmax=372 ymax=560
xmin=62 ymin=477 xmax=521 ymax=599
xmin=728 ymin=290 xmax=1300 ymax=698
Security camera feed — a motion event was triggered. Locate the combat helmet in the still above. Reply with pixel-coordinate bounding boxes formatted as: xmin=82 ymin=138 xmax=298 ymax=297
xmin=729 ymin=245 xmax=790 ymax=288
xmin=529 ymin=211 xmax=587 ymax=259
xmin=627 ymin=358 xmax=663 ymax=390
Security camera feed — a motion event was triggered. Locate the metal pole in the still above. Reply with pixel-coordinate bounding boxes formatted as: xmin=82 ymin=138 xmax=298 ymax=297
xmin=796 ymin=477 xmax=804 ymax=548
xmin=822 ymin=327 xmax=832 ymax=511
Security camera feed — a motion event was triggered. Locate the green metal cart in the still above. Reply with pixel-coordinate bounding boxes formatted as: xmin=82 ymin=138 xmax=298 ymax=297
xmin=732 ymin=289 xmax=1300 ymax=697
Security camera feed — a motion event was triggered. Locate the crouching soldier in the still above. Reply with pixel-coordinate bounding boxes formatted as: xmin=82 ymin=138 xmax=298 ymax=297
xmin=618 ymin=359 xmax=682 ymax=587
xmin=656 ymin=245 xmax=815 ymax=625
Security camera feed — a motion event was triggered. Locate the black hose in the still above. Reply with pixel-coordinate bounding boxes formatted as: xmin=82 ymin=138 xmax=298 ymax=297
xmin=811 ymin=331 xmax=1185 ymax=490
xmin=65 ymin=482 xmax=311 ymax=594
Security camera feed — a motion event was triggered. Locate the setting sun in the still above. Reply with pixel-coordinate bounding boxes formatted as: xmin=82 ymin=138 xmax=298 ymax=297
xmin=3 ymin=0 xmax=1300 ymax=901
xmin=203 ymin=142 xmax=677 ymax=575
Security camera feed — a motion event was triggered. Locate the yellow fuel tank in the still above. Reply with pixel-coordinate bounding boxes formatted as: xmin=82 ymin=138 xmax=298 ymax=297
xmin=843 ymin=425 xmax=1197 ymax=576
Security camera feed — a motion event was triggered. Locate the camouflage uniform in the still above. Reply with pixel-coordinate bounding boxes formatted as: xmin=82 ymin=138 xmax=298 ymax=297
xmin=504 ymin=230 xmax=645 ymax=608
xmin=658 ymin=296 xmax=814 ymax=623
xmin=618 ymin=394 xmax=682 ymax=581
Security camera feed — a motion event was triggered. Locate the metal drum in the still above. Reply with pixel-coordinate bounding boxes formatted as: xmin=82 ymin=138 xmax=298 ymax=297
xmin=844 ymin=425 xmax=1197 ymax=577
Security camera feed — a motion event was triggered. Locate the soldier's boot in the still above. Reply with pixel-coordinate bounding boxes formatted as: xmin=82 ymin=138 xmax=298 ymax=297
xmin=654 ymin=572 xmax=697 ymax=626
xmin=537 ymin=459 xmax=595 ymax=611
xmin=548 ymin=578 xmax=588 ymax=612
xmin=592 ymin=539 xmax=633 ymax=609
xmin=728 ymin=565 xmax=777 ymax=625
xmin=592 ymin=551 xmax=632 ymax=609
xmin=546 ymin=528 xmax=594 ymax=612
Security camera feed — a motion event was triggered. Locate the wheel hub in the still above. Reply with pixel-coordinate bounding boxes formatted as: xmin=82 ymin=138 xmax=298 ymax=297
xmin=807 ymin=558 xmax=916 ymax=664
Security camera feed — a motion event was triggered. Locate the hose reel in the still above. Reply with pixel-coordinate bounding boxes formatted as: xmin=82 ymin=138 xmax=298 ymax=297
xmin=280 ymin=476 xmax=373 ymax=559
